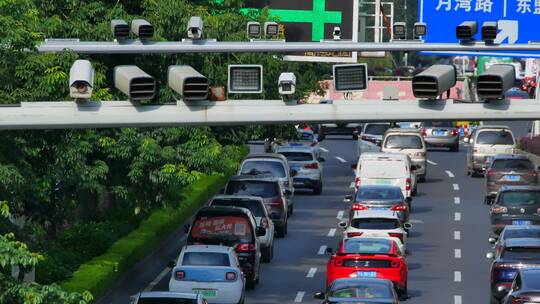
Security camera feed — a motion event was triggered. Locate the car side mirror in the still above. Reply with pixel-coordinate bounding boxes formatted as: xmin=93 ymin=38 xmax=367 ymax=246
xmin=318 ymin=157 xmax=325 ymax=162
xmin=256 ymin=226 xmax=266 ymax=237
xmin=183 ymin=224 xmax=191 ymax=234
xmin=343 ymin=195 xmax=353 ymax=203
xmin=488 ymin=237 xmax=497 ymax=244
xmin=167 ymin=260 xmax=176 ymax=268
xmin=403 ymin=222 xmax=413 ymax=230
xmin=314 ymin=292 xmax=325 ymax=300
xmin=290 ymin=169 xmax=298 ymax=177
xmin=486 ymin=252 xmax=495 ymax=259
xmin=325 ymin=247 xmax=334 ymax=255
xmin=338 ymin=221 xmax=348 ymax=229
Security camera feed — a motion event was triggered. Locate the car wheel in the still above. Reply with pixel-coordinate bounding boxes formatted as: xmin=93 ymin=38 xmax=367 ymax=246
xmin=262 ymin=245 xmax=272 ymax=263
xmin=276 ymin=225 xmax=286 ymax=238
xmin=314 ymin=182 xmax=323 ymax=195
xmin=397 ymin=283 xmax=408 ymax=300
xmin=450 ymin=144 xmax=459 ymax=152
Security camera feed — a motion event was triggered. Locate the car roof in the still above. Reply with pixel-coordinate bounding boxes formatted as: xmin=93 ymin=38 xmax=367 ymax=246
xmin=330 ymin=277 xmax=393 ymax=286
xmin=358 ymin=185 xmax=402 ymax=190
xmin=244 ymin=153 xmax=287 ymax=162
xmin=211 ymin=195 xmax=264 ymax=203
xmin=276 ymin=145 xmax=313 ymax=153
xmin=360 ymin=152 xmax=410 ymax=161
xmin=139 ymin=291 xmax=199 ymax=300
xmin=504 ymin=225 xmax=540 ymax=232
xmin=228 ymin=174 xmax=280 ymax=182
xmin=476 ymin=125 xmax=512 ymax=130
xmin=385 ymin=128 xmax=421 ymax=134
xmin=492 ymin=154 xmax=530 ymax=160
xmin=183 ymin=244 xmax=233 ymax=253
xmin=197 ymin=206 xmax=255 ymax=217
xmin=505 ymin=238 xmax=540 ymax=248
xmin=499 ymin=185 xmax=540 ymax=192
xmin=352 ymin=210 xmax=400 ymax=219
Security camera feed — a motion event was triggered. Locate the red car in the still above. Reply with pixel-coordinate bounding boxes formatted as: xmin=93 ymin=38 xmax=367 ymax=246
xmin=326 ymin=237 xmax=408 ymax=296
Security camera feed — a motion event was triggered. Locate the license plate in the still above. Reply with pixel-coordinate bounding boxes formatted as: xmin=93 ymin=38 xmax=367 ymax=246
xmin=193 ymin=289 xmax=217 ymax=298
xmin=433 ymin=131 xmax=445 ymax=136
xmin=355 ymin=271 xmax=377 ymax=278
xmin=513 ymin=220 xmax=532 ymax=225
xmin=375 ymin=180 xmax=392 ymax=185
xmin=504 ymin=175 xmax=520 ymax=182
xmin=371 ymin=207 xmax=387 ymax=211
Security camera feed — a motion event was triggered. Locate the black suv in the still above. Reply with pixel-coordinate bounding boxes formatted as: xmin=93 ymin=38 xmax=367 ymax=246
xmin=224 ymin=175 xmax=289 ymax=238
xmin=490 ymin=186 xmax=540 ymax=234
xmin=185 ymin=206 xmax=265 ymax=289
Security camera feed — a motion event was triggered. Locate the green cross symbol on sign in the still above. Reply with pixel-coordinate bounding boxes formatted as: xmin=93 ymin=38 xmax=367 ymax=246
xmin=242 ymin=0 xmax=343 ymax=42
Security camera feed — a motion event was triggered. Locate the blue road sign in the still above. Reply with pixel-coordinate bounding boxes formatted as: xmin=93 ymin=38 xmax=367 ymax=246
xmin=419 ymin=0 xmax=540 ymax=57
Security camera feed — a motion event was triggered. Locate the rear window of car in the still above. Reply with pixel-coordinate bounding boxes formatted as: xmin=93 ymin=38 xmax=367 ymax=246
xmin=356 ymin=187 xmax=403 ymax=201
xmin=502 ymin=247 xmax=540 ymax=260
xmin=364 ymin=124 xmax=391 ymax=135
xmin=500 ymin=191 xmax=540 ymax=206
xmin=138 ymin=299 xmax=197 ymax=304
xmin=240 ymin=160 xmax=286 ymax=178
xmin=351 ymin=218 xmax=400 ymax=230
xmin=329 ymin=283 xmax=392 ymax=299
xmin=422 ymin=121 xmax=453 ymax=127
xmin=384 ymin=135 xmax=423 ymax=149
xmin=504 ymin=229 xmax=540 ymax=239
xmin=182 ymin=252 xmax=230 ymax=266
xmin=211 ymin=199 xmax=265 ymax=217
xmin=225 ymin=181 xmax=279 ymax=198
xmin=190 ymin=215 xmax=253 ymax=241
xmin=491 ymin=159 xmax=534 ymax=170
xmin=279 ymin=152 xmax=314 ymax=162
xmin=343 ymin=239 xmax=392 ymax=254
xmin=476 ymin=130 xmax=515 ymax=145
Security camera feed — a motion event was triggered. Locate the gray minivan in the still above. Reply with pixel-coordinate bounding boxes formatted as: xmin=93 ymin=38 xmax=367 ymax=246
xmin=467 ymin=126 xmax=516 ymax=177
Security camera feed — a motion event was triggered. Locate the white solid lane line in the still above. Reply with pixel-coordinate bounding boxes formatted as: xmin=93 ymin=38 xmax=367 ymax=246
xmin=454 ymin=231 xmax=461 ymax=240
xmin=337 ymin=210 xmax=344 ymax=219
xmin=336 ymin=156 xmax=347 ymax=163
xmin=409 ymin=219 xmax=424 ymax=224
xmin=318 ymin=245 xmax=328 ymax=255
xmin=321 ymin=147 xmax=329 ymax=153
xmin=453 ymin=184 xmax=460 ymax=191
xmin=328 ymin=228 xmax=337 ymax=237
xmin=144 ymin=267 xmax=171 ymax=292
xmin=306 ymin=267 xmax=317 ymax=278
xmin=445 ymin=170 xmax=455 ymax=178
xmin=294 ymin=291 xmax=305 ymax=303
xmin=454 ymin=197 xmax=461 ymax=205
xmin=455 ymin=248 xmax=462 ymax=259
xmin=454 ymin=212 xmax=461 ymax=221
xmin=454 ymin=271 xmax=462 ymax=282
xmin=427 ymin=160 xmax=438 ymax=165
xmin=454 ymin=295 xmax=463 ymax=304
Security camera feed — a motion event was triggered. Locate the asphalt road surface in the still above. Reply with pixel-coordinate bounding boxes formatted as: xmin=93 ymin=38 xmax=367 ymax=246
xmin=97 ymin=130 xmax=531 ymax=304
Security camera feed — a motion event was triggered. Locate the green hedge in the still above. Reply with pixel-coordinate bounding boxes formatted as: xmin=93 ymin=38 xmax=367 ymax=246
xmin=60 ymin=144 xmax=248 ymax=298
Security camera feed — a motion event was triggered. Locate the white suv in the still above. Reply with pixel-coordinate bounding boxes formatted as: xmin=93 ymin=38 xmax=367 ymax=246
xmin=382 ymin=128 xmax=427 ymax=182
xmin=339 ymin=210 xmax=411 ymax=254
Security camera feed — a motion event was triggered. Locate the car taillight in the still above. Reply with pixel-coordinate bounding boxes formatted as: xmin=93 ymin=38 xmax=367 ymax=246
xmin=491 ymin=206 xmax=508 ymax=214
xmin=347 ymin=232 xmax=363 ymax=238
xmin=271 ymin=198 xmax=283 ymax=207
xmin=175 ymin=270 xmax=185 ymax=280
xmin=388 ymin=233 xmax=404 ymax=243
xmin=526 ymin=170 xmax=538 ymax=177
xmin=512 ymin=296 xmax=533 ymax=304
xmin=334 ymin=258 xmax=344 ymax=267
xmin=226 ymin=272 xmax=237 ymax=281
xmin=406 ymin=178 xmax=411 ymax=191
xmin=451 ymin=129 xmax=458 ymax=137
xmin=351 ymin=203 xmax=369 ymax=211
xmin=236 ymin=243 xmax=256 ymax=252
xmin=355 ymin=177 xmax=361 ymax=188
xmin=390 ymin=260 xmax=401 ymax=268
xmin=391 ymin=204 xmax=407 ymax=211
xmin=486 ymin=169 xmax=495 ymax=177
xmin=305 ymin=162 xmax=319 ymax=169
xmin=420 ymin=128 xmax=427 ymax=137
xmin=261 ymin=218 xmax=269 ymax=229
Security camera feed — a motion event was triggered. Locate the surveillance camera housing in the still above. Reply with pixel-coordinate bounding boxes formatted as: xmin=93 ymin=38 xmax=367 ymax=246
xmin=168 ymin=65 xmax=209 ymax=102
xmin=264 ymin=22 xmax=279 ymax=39
xmin=131 ymin=19 xmax=154 ymax=39
xmin=247 ymin=22 xmax=261 ymax=39
xmin=414 ymin=22 xmax=427 ymax=38
xmin=110 ymin=19 xmax=130 ymax=39
xmin=477 ymin=64 xmax=516 ymax=100
xmin=333 ymin=26 xmax=341 ymax=40
xmin=114 ymin=65 xmax=155 ymax=101
xmin=187 ymin=16 xmax=204 ymax=40
xmin=69 ymin=60 xmax=94 ymax=100
xmin=456 ymin=21 xmax=478 ymax=42
xmin=393 ymin=22 xmax=407 ymax=40
xmin=278 ymin=72 xmax=296 ymax=96
xmin=481 ymin=21 xmax=498 ymax=42
xmin=412 ymin=64 xmax=457 ymax=99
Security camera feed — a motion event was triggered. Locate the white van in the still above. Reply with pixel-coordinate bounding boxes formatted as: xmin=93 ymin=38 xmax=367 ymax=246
xmin=355 ymin=153 xmax=417 ymax=203
xmin=381 ymin=128 xmax=427 ymax=182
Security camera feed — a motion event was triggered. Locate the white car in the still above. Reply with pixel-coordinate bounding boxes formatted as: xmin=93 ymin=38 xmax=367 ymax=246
xmin=338 ymin=210 xmax=411 ymax=254
xmin=381 ymin=128 xmax=427 ymax=182
xmin=275 ymin=145 xmax=323 ymax=194
xmin=272 ymin=129 xmax=321 ymax=160
xmin=131 ymin=292 xmax=206 ymax=304
xmin=169 ymin=245 xmax=245 ymax=304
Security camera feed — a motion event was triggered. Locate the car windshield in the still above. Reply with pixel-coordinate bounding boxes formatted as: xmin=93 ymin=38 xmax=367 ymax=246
xmin=240 ymin=160 xmax=286 ymax=178
xmin=384 ymin=135 xmax=423 ymax=149
xmin=476 ymin=130 xmax=515 ymax=145
xmin=211 ymin=199 xmax=265 ymax=217
xmin=499 ymin=191 xmax=540 ymax=206
xmin=279 ymin=152 xmax=314 ymax=162
xmin=356 ymin=187 xmax=403 ymax=201
xmin=423 ymin=121 xmax=453 ymax=127
xmin=364 ymin=124 xmax=391 ymax=135
xmin=502 ymin=247 xmax=540 ymax=260
xmin=225 ymin=181 xmax=279 ymax=198
xmin=351 ymin=218 xmax=400 ymax=230
xmin=491 ymin=159 xmax=534 ymax=170
xmin=343 ymin=239 xmax=392 ymax=254
xmin=182 ymin=252 xmax=230 ymax=266
xmin=138 ymin=299 xmax=197 ymax=304
xmin=329 ymin=283 xmax=392 ymax=299
xmin=504 ymin=229 xmax=540 ymax=239
xmin=190 ymin=215 xmax=253 ymax=242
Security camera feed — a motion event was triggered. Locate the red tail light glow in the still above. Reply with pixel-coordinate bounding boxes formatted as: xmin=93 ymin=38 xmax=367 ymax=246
xmin=355 ymin=177 xmax=361 ymax=188
xmin=451 ymin=129 xmax=459 ymax=137
xmin=388 ymin=233 xmax=404 ymax=243
xmin=420 ymin=128 xmax=427 ymax=137
xmin=406 ymin=178 xmax=411 ymax=191
xmin=271 ymin=198 xmax=284 ymax=207
xmin=261 ymin=218 xmax=269 ymax=229
xmin=351 ymin=203 xmax=369 ymax=211
xmin=390 ymin=260 xmax=401 ymax=268
xmin=526 ymin=171 xmax=538 ymax=177
xmin=347 ymin=232 xmax=363 ymax=238
xmin=304 ymin=162 xmax=319 ymax=169
xmin=491 ymin=206 xmax=508 ymax=214
xmin=486 ymin=169 xmax=495 ymax=177
xmin=226 ymin=272 xmax=237 ymax=281
xmin=334 ymin=258 xmax=344 ymax=267
xmin=175 ymin=271 xmax=185 ymax=280
xmin=236 ymin=243 xmax=256 ymax=252
xmin=391 ymin=204 xmax=407 ymax=211
xmin=511 ymin=296 xmax=533 ymax=304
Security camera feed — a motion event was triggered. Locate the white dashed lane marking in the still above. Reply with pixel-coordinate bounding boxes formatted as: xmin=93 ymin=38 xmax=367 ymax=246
xmin=320 ymin=147 xmax=329 ymax=152
xmin=454 ymin=271 xmax=462 ymax=282
xmin=454 ymin=197 xmax=461 ymax=205
xmin=455 ymin=248 xmax=462 ymax=259
xmin=318 ymin=245 xmax=327 ymax=255
xmin=445 ymin=170 xmax=455 ymax=178
xmin=427 ymin=160 xmax=438 ymax=165
xmin=337 ymin=210 xmax=344 ymax=219
xmin=454 ymin=212 xmax=461 ymax=221
xmin=336 ymin=156 xmax=347 ymax=163
xmin=454 ymin=231 xmax=461 ymax=240
xmin=453 ymin=184 xmax=460 ymax=191
xmin=306 ymin=267 xmax=317 ymax=278
xmin=454 ymin=295 xmax=462 ymax=304
xmin=328 ymin=228 xmax=337 ymax=237
xmin=294 ymin=291 xmax=305 ymax=303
